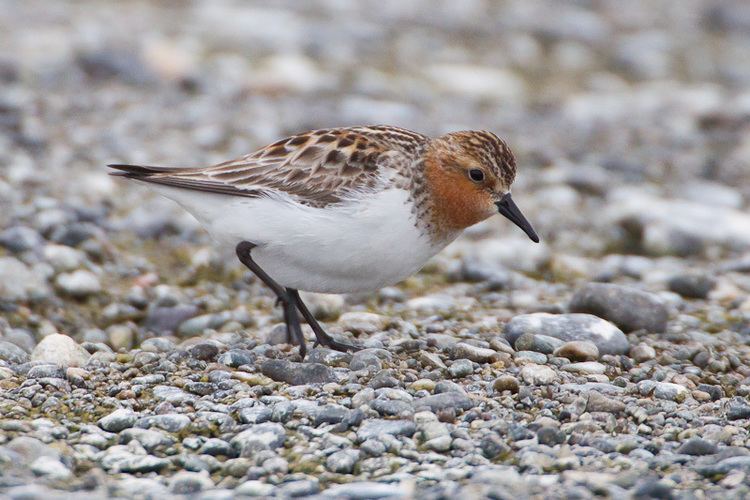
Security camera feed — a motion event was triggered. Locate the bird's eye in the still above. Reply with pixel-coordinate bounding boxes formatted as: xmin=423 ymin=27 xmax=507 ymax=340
xmin=468 ymin=169 xmax=485 ymax=182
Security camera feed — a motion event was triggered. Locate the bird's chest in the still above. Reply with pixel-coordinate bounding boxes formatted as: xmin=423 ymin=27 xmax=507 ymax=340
xmin=255 ymin=189 xmax=455 ymax=292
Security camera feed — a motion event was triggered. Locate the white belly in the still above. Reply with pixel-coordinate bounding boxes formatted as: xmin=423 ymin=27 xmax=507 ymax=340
xmin=148 ymin=185 xmax=456 ymax=293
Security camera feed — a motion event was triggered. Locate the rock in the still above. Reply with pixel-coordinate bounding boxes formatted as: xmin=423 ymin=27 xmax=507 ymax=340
xmin=357 ymin=419 xmax=416 ymax=442
xmin=0 ymin=256 xmax=48 ymax=301
xmin=520 ymin=364 xmax=557 ymax=385
xmin=218 ymin=349 xmax=255 ymax=368
xmin=537 ymin=427 xmax=566 ymax=446
xmin=189 ymin=342 xmax=219 ymax=361
xmin=605 ymin=189 xmax=750 ymax=254
xmin=99 ymin=408 xmax=138 ymax=432
xmin=638 ymin=381 xmax=689 ymax=402
xmin=238 ymin=406 xmax=272 ymax=425
xmin=0 ymin=340 xmax=29 ymax=364
xmin=120 ymin=428 xmax=174 ymax=452
xmin=586 ymin=391 xmax=625 ymax=414
xmin=493 ymin=375 xmax=520 ymax=394
xmin=553 ymin=341 xmax=599 ymax=361
xmin=415 ymin=392 xmax=474 ymax=412
xmin=43 ymin=244 xmax=85 ymax=272
xmin=55 ymin=269 xmax=102 ymax=298
xmin=260 ymin=359 xmax=335 ymax=385
xmin=481 ymin=434 xmax=510 ymax=459
xmin=31 ymin=334 xmax=90 ymax=367
xmin=101 ymin=449 xmax=170 ymax=473
xmin=137 ymin=414 xmax=191 ymax=433
xmin=235 ymin=480 xmax=275 ymax=497
xmin=514 ymin=333 xmax=565 ymax=354
xmin=668 ymin=273 xmax=716 ymax=299
xmin=298 ymin=292 xmax=343 ymax=320
xmin=561 ymin=361 xmax=606 ymax=375
xmin=326 ymin=449 xmax=360 ymax=474
xmin=231 ymin=423 xmax=286 ymax=456
xmin=338 ymin=312 xmax=389 ymax=334
xmin=569 ymin=283 xmax=669 ymax=333
xmin=30 ymin=456 xmax=71 ymax=479
xmin=677 ymin=438 xmax=719 ymax=456
xmin=169 ymin=471 xmax=214 ymax=494
xmin=631 ymin=480 xmax=675 ymax=500
xmin=107 ymin=325 xmax=134 ymax=351
xmin=144 ymin=305 xmax=200 ymax=334
xmin=630 ymin=343 xmax=656 ymax=363
xmin=727 ymin=399 xmax=750 ymax=420
xmin=697 ymin=456 xmax=750 ymax=478
xmin=349 ymin=349 xmax=383 ymax=371
xmin=324 ymin=482 xmax=408 ymax=499
xmin=27 ymin=364 xmax=65 ymax=379
xmin=0 ymin=226 xmax=43 ymax=253
xmin=505 ymin=313 xmax=629 ymax=355
xmin=177 ymin=311 xmax=232 ymax=337
xmin=448 ymin=342 xmax=500 ymax=363
xmin=449 ymin=358 xmax=474 ymax=378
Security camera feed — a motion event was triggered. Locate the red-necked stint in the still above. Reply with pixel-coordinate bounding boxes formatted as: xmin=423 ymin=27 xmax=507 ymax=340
xmin=109 ymin=125 xmax=539 ymax=357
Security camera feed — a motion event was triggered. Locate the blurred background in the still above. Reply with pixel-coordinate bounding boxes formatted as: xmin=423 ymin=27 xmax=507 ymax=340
xmin=1 ymin=0 xmax=749 ymax=326
xmin=2 ymin=2 xmax=750 ymax=497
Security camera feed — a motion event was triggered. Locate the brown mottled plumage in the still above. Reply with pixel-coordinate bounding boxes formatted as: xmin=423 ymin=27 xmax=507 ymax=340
xmin=109 ymin=125 xmax=518 ymax=240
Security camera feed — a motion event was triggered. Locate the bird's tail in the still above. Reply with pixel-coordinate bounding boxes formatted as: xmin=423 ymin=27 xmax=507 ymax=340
xmin=107 ymin=164 xmax=179 ymax=178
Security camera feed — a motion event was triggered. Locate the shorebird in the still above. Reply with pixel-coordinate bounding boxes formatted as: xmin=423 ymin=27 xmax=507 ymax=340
xmin=109 ymin=125 xmax=539 ymax=357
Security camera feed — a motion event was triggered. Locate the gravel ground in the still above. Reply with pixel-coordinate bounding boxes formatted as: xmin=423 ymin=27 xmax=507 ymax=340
xmin=2 ymin=1 xmax=750 ymax=498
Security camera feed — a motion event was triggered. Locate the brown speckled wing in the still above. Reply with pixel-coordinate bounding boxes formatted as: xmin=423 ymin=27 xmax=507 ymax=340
xmin=116 ymin=126 xmax=428 ymax=207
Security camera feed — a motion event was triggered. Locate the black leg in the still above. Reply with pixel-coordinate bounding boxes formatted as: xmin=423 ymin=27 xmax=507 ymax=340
xmin=287 ymin=288 xmax=361 ymax=353
xmin=236 ymin=241 xmax=307 ymax=358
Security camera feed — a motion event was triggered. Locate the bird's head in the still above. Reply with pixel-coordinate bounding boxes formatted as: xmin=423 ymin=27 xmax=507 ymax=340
xmin=424 ymin=130 xmax=539 ymax=242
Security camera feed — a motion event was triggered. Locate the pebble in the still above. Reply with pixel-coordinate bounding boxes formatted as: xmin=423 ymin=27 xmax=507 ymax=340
xmin=0 ymin=256 xmax=48 ymax=301
xmin=137 ymin=414 xmax=191 ymax=432
xmin=668 ymin=273 xmax=716 ymax=299
xmin=514 ymin=333 xmax=565 ymax=354
xmin=349 ymin=349 xmax=384 ymax=371
xmin=505 ymin=313 xmax=629 ymax=355
xmin=231 ymin=423 xmax=286 ymax=455
xmin=189 ymin=342 xmax=219 ymax=361
xmin=677 ymin=438 xmax=719 ymax=456
xmin=31 ymin=334 xmax=90 ymax=367
xmin=493 ymin=375 xmax=520 ymax=394
xmin=54 ymin=270 xmax=102 ymax=297
xmin=520 ymin=364 xmax=558 ymax=385
xmin=169 ymin=471 xmax=214 ymax=494
xmin=0 ymin=340 xmax=29 ymax=364
xmin=357 ymin=419 xmax=416 ymax=442
xmin=448 ymin=342 xmax=500 ymax=363
xmin=324 ymin=482 xmax=408 ymax=499
xmin=235 ymin=480 xmax=275 ymax=497
xmin=586 ymin=391 xmax=626 ymax=414
xmin=727 ymin=399 xmax=750 ymax=420
xmin=630 ymin=343 xmax=656 ymax=363
xmin=260 ymin=359 xmax=335 ymax=385
xmin=638 ymin=381 xmax=689 ymax=402
xmin=326 ymin=449 xmax=360 ymax=474
xmin=30 ymin=456 xmax=71 ymax=479
xmin=415 ymin=391 xmax=474 ymax=412
xmin=98 ymin=409 xmax=138 ymax=432
xmin=448 ymin=358 xmax=474 ymax=378
xmin=561 ymin=361 xmax=606 ymax=375
xmin=144 ymin=305 xmax=200 ymax=334
xmin=569 ymin=283 xmax=669 ymax=333
xmin=553 ymin=341 xmax=599 ymax=361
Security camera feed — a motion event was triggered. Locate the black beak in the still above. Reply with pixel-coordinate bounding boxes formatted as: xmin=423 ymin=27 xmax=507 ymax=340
xmin=496 ymin=193 xmax=540 ymax=243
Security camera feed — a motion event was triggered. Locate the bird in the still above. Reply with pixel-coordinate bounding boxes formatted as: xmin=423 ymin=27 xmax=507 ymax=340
xmin=108 ymin=125 xmax=539 ymax=357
